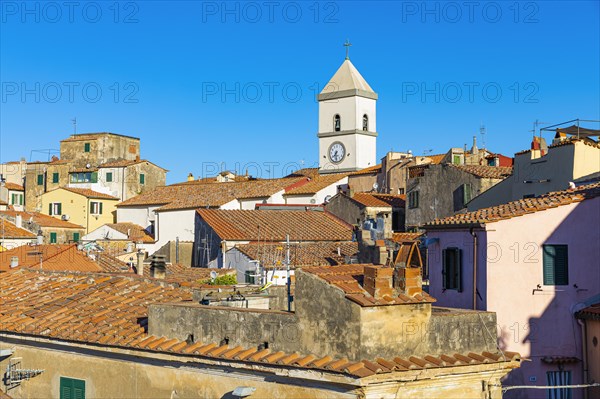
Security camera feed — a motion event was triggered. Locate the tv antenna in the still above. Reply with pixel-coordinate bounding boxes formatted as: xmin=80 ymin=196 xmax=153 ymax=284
xmin=479 ymin=124 xmax=486 ymax=150
xmin=71 ymin=117 xmax=77 ymax=134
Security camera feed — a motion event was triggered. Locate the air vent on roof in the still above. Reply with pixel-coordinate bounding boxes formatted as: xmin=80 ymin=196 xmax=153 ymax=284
xmin=10 ymin=257 xmax=18 ymax=268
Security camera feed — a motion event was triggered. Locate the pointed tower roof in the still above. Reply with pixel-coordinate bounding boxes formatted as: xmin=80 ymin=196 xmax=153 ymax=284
xmin=318 ymin=59 xmax=378 ymax=101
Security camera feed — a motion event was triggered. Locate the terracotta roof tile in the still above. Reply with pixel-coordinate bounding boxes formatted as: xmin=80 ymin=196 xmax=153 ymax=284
xmin=0 ymin=269 xmax=520 ymax=379
xmin=119 ymin=178 xmax=304 ymax=210
xmin=104 ymin=222 xmax=154 ymax=243
xmin=348 ymin=164 xmax=382 ymax=176
xmin=0 ymin=211 xmax=84 ymax=229
xmin=57 ymin=187 xmax=119 ymax=200
xmin=450 ymin=164 xmax=513 ymax=179
xmin=3 ymin=182 xmax=24 ymax=191
xmin=198 ymin=209 xmax=353 ymax=242
xmin=98 ymin=159 xmax=166 ymax=171
xmin=284 ymin=173 xmax=348 ymax=196
xmin=391 ymin=232 xmax=423 ymax=242
xmin=351 ymin=193 xmax=406 ymax=208
xmin=232 ymin=241 xmax=358 ymax=268
xmin=302 ymin=264 xmax=435 ymax=307
xmin=0 ymin=220 xmax=36 ymax=239
xmin=427 ymin=182 xmax=600 ymax=227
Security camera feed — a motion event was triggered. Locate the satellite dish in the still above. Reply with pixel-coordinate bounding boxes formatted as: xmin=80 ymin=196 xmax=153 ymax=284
xmin=324 ymin=195 xmax=332 ymax=204
xmin=373 ymin=182 xmax=379 ymax=191
xmin=310 ymin=199 xmax=316 ymax=204
xmin=210 ymin=271 xmax=218 ymax=280
xmin=86 ymin=163 xmax=91 ymax=169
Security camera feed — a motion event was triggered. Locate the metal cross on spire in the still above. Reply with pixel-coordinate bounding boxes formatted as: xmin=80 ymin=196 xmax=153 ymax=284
xmin=344 ymin=39 xmax=352 ymax=60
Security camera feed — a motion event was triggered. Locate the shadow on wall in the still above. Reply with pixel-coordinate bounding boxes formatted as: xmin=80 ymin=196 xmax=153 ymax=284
xmin=503 ymin=199 xmax=600 ymax=399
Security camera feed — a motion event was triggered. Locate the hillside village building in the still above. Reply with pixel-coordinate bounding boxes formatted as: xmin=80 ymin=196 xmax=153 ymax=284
xmin=0 ymin=210 xmax=84 ymax=245
xmin=0 ymin=132 xmax=167 ymax=212
xmin=424 ymin=182 xmax=600 ymax=399
xmin=468 ymin=133 xmax=600 ymax=210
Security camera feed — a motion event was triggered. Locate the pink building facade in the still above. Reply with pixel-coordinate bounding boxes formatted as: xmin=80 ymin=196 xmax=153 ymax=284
xmin=425 ymin=185 xmax=600 ymax=399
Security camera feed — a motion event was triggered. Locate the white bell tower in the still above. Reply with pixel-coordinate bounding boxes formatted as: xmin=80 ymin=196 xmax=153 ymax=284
xmin=318 ymin=45 xmax=378 ymax=174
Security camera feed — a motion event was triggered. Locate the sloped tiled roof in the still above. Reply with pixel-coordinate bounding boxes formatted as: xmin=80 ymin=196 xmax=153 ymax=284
xmin=0 ymin=220 xmax=36 ymax=239
xmin=426 ymin=182 xmax=600 ymax=228
xmin=60 ymin=132 xmax=139 ymax=142
xmin=450 ymin=164 xmax=513 ymax=179
xmin=349 ymin=164 xmax=382 ymax=176
xmin=284 ymin=173 xmax=348 ymax=196
xmin=0 ymin=244 xmax=102 ymax=272
xmin=59 ymin=187 xmax=119 ymax=200
xmin=0 ymin=269 xmax=519 ymax=379
xmin=302 ymin=264 xmax=435 ymax=307
xmin=197 ymin=209 xmax=353 ymax=242
xmin=98 ymin=159 xmax=166 ymax=171
xmin=233 ymin=241 xmax=358 ymax=268
xmin=119 ymin=178 xmax=304 ymax=210
xmin=352 ymin=193 xmax=405 ymax=208
xmin=575 ymin=303 xmax=600 ymax=320
xmin=392 ymin=232 xmax=424 ymax=242
xmin=104 ymin=223 xmax=154 ymax=243
xmin=3 ymin=182 xmax=24 ymax=191
xmin=0 ymin=210 xmax=84 ymax=229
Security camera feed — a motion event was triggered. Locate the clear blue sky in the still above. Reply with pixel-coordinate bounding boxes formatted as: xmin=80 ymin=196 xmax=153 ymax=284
xmin=1 ymin=1 xmax=598 ymax=183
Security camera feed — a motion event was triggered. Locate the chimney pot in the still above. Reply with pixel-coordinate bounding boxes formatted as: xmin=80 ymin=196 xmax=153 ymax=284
xmin=363 ymin=266 xmax=393 ymax=300
xmin=149 ymin=254 xmax=167 ymax=279
xmin=136 ymin=251 xmax=145 ymax=276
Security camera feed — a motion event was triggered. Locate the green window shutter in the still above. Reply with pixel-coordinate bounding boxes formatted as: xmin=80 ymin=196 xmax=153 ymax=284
xmin=463 ymin=183 xmax=472 ymax=205
xmin=106 ymin=172 xmax=113 ymax=182
xmin=60 ymin=377 xmax=85 ymax=399
xmin=73 ymin=233 xmax=80 ymax=242
xmin=11 ymin=194 xmax=15 ymax=204
xmin=50 ymin=232 xmax=57 ymax=244
xmin=455 ymin=248 xmax=463 ymax=292
xmin=543 ymin=245 xmax=569 ymax=286
xmin=20 ymin=195 xmax=24 ymax=205
xmin=140 ymin=174 xmax=145 ymax=184
xmin=49 ymin=203 xmax=53 ymax=215
xmin=37 ymin=174 xmax=44 ymax=185
xmin=53 ymin=172 xmax=59 ymax=183
xmin=84 ymin=143 xmax=90 ymax=152
xmin=91 ymin=172 xmax=98 ymax=183
xmin=57 ymin=203 xmax=62 ymax=215
xmin=99 ymin=202 xmax=103 ymax=215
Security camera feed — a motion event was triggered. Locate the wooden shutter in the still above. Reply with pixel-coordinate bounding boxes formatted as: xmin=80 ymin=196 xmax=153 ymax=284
xmin=50 ymin=232 xmax=57 ymax=244
xmin=441 ymin=249 xmax=448 ymax=289
xmin=543 ymin=245 xmax=568 ymax=286
xmin=49 ymin=203 xmax=53 ymax=215
xmin=38 ymin=174 xmax=44 ymax=185
xmin=455 ymin=248 xmax=463 ymax=292
xmin=99 ymin=202 xmax=103 ymax=215
xmin=57 ymin=203 xmax=62 ymax=215
xmin=60 ymin=377 xmax=85 ymax=399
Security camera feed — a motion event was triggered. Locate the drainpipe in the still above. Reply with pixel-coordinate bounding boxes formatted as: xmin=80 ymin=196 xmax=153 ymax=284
xmin=470 ymin=228 xmax=477 ymax=310
xmin=577 ymin=318 xmax=589 ymax=399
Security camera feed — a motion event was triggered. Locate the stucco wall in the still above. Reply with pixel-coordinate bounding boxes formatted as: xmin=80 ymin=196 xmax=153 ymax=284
xmin=427 ymin=198 xmax=600 ymax=399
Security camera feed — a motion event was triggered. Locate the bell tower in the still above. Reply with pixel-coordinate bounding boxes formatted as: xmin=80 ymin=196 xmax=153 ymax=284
xmin=318 ymin=45 xmax=378 ymax=174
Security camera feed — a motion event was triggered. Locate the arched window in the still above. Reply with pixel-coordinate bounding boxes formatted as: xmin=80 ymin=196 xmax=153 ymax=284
xmin=334 ymin=114 xmax=341 ymax=132
xmin=363 ymin=114 xmax=369 ymax=131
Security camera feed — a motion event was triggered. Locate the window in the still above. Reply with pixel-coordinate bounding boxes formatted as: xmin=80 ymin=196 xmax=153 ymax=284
xmin=52 ymin=172 xmax=59 ymax=183
xmin=73 ymin=232 xmax=80 ymax=243
xmin=90 ymin=201 xmax=103 ymax=215
xmin=50 ymin=232 xmax=57 ymax=244
xmin=139 ymin=173 xmax=145 ymax=184
xmin=362 ymin=114 xmax=369 ymax=131
xmin=454 ymin=183 xmax=473 ymax=211
xmin=453 ymin=155 xmax=461 ymax=165
xmin=10 ymin=193 xmax=23 ymax=206
xmin=543 ymin=245 xmax=568 ymax=285
xmin=442 ymin=247 xmax=462 ymax=291
xmin=84 ymin=143 xmax=90 ymax=152
xmin=106 ymin=172 xmax=113 ymax=182
xmin=60 ymin=376 xmax=85 ymax=399
xmin=408 ymin=191 xmax=419 ymax=209
xmin=37 ymin=174 xmax=44 ymax=185
xmin=69 ymin=172 xmax=98 ymax=184
xmin=546 ymin=370 xmax=571 ymax=399
xmin=245 ymin=270 xmax=256 ymax=284
xmin=334 ymin=114 xmax=341 ymax=132
xmin=49 ymin=202 xmax=62 ymax=216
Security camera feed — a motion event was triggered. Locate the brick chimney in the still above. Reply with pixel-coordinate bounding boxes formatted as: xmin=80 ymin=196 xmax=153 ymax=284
xmin=149 ymin=254 xmax=167 ymax=279
xmin=363 ymin=266 xmax=393 ymax=300
xmin=393 ymin=266 xmax=422 ymax=297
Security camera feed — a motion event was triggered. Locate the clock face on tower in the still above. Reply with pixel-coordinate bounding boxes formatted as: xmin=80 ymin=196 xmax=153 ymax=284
xmin=328 ymin=142 xmax=346 ymax=164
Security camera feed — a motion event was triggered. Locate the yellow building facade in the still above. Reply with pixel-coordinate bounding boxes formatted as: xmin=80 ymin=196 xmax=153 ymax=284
xmin=40 ymin=188 xmax=118 ymax=234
